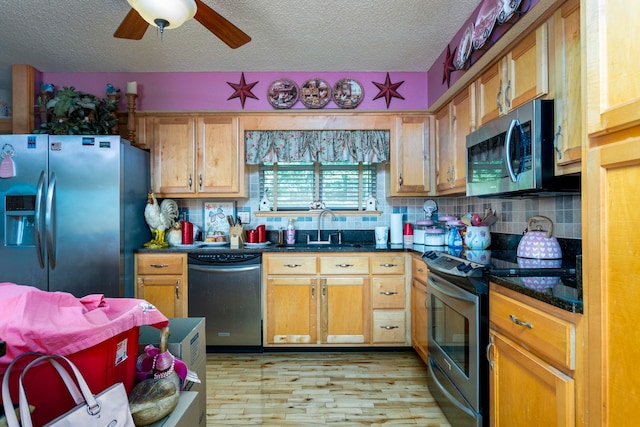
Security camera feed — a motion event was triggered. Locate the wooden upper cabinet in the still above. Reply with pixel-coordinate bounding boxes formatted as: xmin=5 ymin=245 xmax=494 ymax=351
xmin=436 ymin=84 xmax=475 ymax=195
xmin=198 ymin=116 xmax=242 ymax=195
xmin=151 ymin=114 xmax=246 ymax=198
xmin=476 ymin=24 xmax=549 ymax=126
xmin=585 ymin=0 xmax=640 ymax=136
xmin=389 ymin=115 xmax=434 ymax=197
xmin=152 ymin=116 xmax=196 ymax=195
xmin=552 ymin=0 xmax=582 ymax=175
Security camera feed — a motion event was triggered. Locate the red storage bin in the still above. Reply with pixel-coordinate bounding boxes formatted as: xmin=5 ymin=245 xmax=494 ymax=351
xmin=2 ymin=327 xmax=139 ymax=427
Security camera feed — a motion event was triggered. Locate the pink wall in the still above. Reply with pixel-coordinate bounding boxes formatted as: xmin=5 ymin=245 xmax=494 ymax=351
xmin=426 ymin=0 xmax=542 ymax=105
xmin=40 ymin=71 xmax=428 ymax=112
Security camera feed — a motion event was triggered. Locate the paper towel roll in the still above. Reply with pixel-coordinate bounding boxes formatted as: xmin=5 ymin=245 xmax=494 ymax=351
xmin=390 ymin=213 xmax=404 ymax=244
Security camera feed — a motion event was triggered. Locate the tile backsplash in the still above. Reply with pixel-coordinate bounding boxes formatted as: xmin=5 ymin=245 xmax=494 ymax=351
xmin=177 ymin=165 xmax=581 ymax=239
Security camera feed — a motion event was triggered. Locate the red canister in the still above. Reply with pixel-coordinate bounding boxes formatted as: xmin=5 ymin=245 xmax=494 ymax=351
xmin=256 ymin=224 xmax=266 ymax=243
xmin=247 ymin=229 xmax=257 ymax=243
xmin=181 ymin=220 xmax=194 ymax=244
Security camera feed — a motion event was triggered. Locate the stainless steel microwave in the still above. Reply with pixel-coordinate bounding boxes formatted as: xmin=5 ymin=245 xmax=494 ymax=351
xmin=466 ymin=99 xmax=580 ymax=197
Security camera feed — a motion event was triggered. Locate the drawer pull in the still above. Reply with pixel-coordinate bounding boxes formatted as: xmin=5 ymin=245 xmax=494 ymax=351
xmin=335 ymin=263 xmax=353 ymax=268
xmin=149 ymin=263 xmax=169 ymax=268
xmin=283 ymin=263 xmax=302 ymax=268
xmin=416 ymin=267 xmax=424 ymax=273
xmin=379 ymin=291 xmax=399 ymax=296
xmin=379 ymin=325 xmax=399 ymax=330
xmin=509 ymin=314 xmax=533 ymax=329
xmin=379 ymin=263 xmax=397 ymax=268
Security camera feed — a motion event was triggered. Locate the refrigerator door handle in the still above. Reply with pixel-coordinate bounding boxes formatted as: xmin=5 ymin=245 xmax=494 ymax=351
xmin=45 ymin=172 xmax=57 ymax=269
xmin=35 ymin=171 xmax=46 ymax=269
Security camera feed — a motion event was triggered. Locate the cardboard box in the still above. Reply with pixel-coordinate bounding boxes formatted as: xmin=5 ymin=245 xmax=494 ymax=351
xmin=139 ymin=318 xmax=206 ymax=427
xmin=147 ymin=391 xmax=199 ymax=427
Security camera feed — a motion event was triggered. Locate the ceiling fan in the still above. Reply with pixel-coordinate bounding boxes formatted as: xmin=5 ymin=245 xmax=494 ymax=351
xmin=114 ymin=0 xmax=251 ymax=49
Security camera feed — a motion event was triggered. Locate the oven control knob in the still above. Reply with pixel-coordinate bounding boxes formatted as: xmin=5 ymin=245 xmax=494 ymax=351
xmin=425 ymin=251 xmax=438 ymax=260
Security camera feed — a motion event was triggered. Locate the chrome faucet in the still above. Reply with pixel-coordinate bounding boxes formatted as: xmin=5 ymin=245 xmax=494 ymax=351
xmin=315 ymin=208 xmax=336 ymax=243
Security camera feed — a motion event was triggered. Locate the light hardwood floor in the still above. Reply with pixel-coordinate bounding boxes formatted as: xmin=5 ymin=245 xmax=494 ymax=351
xmin=205 ymin=350 xmax=451 ymax=426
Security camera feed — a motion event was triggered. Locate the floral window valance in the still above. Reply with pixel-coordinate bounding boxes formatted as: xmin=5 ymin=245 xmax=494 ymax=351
xmin=245 ymin=130 xmax=390 ymax=164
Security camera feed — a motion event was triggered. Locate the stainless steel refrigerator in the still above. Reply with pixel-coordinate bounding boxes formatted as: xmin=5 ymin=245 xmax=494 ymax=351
xmin=0 ymin=135 xmax=149 ymax=297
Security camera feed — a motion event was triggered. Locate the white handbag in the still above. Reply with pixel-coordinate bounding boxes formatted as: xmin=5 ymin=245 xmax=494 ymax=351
xmin=2 ymin=353 xmax=135 ymax=427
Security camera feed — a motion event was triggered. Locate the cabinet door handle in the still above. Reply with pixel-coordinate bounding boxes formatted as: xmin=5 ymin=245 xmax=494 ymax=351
xmin=188 ymin=173 xmax=192 ymax=190
xmin=311 ymin=279 xmax=315 ymax=300
xmin=509 ymin=314 xmax=533 ymax=329
xmin=198 ymin=173 xmax=203 ymax=190
xmin=450 ymin=166 xmax=455 ymax=186
xmin=283 ymin=263 xmax=302 ymax=268
xmin=379 ymin=263 xmax=397 ymax=268
xmin=416 ymin=267 xmax=424 ymax=273
xmin=486 ymin=335 xmax=494 ymax=370
xmin=399 ymin=173 xmax=403 ymax=186
xmin=379 ymin=291 xmax=398 ymax=295
xmin=321 ymin=279 xmax=327 ymax=297
xmin=175 ymin=281 xmax=179 ymax=299
xmin=496 ymin=85 xmax=503 ymax=113
xmin=553 ymin=125 xmax=563 ymax=160
xmin=149 ymin=263 xmax=169 ymax=268
xmin=335 ymin=263 xmax=354 ymax=268
xmin=505 ymin=80 xmax=512 ymax=108
xmin=379 ymin=325 xmax=399 ymax=330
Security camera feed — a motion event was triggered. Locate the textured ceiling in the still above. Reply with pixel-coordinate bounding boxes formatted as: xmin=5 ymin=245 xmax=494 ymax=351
xmin=0 ymin=0 xmax=482 ymax=90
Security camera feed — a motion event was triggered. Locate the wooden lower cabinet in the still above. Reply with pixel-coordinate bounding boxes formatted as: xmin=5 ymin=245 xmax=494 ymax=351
xmin=266 ymin=276 xmax=317 ymax=344
xmin=264 ymin=253 xmax=411 ymax=347
xmin=321 ymin=276 xmax=370 ymax=344
xmin=134 ymin=253 xmax=188 ymax=318
xmin=488 ymin=284 xmax=582 ymax=426
xmin=489 ymin=331 xmax=575 ymax=427
xmin=411 ymin=254 xmax=428 ymax=364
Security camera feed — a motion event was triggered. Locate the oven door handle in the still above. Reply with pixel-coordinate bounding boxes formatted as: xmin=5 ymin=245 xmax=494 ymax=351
xmin=428 ymin=276 xmax=476 ymax=303
xmin=427 ymin=357 xmax=477 ymax=419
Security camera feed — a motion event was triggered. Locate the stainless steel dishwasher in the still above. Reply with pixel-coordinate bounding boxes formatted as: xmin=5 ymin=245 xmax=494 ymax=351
xmin=187 ymin=252 xmax=262 ymax=351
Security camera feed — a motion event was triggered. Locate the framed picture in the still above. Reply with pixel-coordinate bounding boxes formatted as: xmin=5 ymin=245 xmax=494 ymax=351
xmin=203 ymin=201 xmax=235 ymax=240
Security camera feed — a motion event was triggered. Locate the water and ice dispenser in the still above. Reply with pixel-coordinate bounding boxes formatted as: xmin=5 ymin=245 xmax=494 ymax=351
xmin=5 ymin=195 xmax=36 ymax=246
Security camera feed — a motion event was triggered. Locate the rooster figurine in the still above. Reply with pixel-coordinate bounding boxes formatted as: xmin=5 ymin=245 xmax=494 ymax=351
xmin=144 ymin=191 xmax=179 ymax=249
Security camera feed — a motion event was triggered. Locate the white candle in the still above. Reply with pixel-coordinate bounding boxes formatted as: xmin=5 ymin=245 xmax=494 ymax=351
xmin=126 ymin=81 xmax=137 ymax=95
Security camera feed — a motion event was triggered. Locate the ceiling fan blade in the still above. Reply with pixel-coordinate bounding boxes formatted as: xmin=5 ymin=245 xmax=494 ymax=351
xmin=194 ymin=0 xmax=251 ymax=49
xmin=114 ymin=8 xmax=149 ymax=40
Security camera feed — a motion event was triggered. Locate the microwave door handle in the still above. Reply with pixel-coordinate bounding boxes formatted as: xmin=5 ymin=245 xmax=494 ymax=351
xmin=505 ymin=118 xmax=519 ymax=182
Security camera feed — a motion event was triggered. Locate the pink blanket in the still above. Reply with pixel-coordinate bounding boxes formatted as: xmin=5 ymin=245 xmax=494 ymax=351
xmin=0 ymin=282 xmax=169 ymax=373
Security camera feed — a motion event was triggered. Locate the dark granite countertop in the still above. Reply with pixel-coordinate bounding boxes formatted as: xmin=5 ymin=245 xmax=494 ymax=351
xmin=489 ymin=275 xmax=583 ymax=313
xmin=136 ymin=231 xmax=583 ymax=314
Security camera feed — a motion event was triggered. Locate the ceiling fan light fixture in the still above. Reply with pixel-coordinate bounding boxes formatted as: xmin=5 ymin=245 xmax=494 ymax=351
xmin=127 ymin=0 xmax=197 ymax=30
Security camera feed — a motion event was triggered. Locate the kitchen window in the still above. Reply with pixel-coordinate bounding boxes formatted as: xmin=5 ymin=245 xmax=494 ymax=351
xmin=259 ymin=162 xmax=377 ymax=211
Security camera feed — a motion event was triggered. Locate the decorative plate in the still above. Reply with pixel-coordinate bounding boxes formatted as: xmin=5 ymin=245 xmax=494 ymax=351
xmin=332 ymin=78 xmax=364 ymax=109
xmin=267 ymin=78 xmax=299 ymax=109
xmin=472 ymin=0 xmax=502 ymax=50
xmin=497 ymin=0 xmax=523 ymax=24
xmin=454 ymin=23 xmax=474 ymax=70
xmin=300 ymin=78 xmax=331 ymax=109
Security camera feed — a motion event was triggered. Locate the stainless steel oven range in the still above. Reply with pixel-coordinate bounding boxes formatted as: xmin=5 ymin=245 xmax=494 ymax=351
xmin=422 ymin=250 xmax=489 ymax=427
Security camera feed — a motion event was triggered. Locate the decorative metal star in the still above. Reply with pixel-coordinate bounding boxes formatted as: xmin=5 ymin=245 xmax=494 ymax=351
xmin=371 ymin=72 xmax=405 ymax=109
xmin=227 ymin=72 xmax=259 ymax=109
xmin=442 ymin=44 xmax=457 ymax=88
